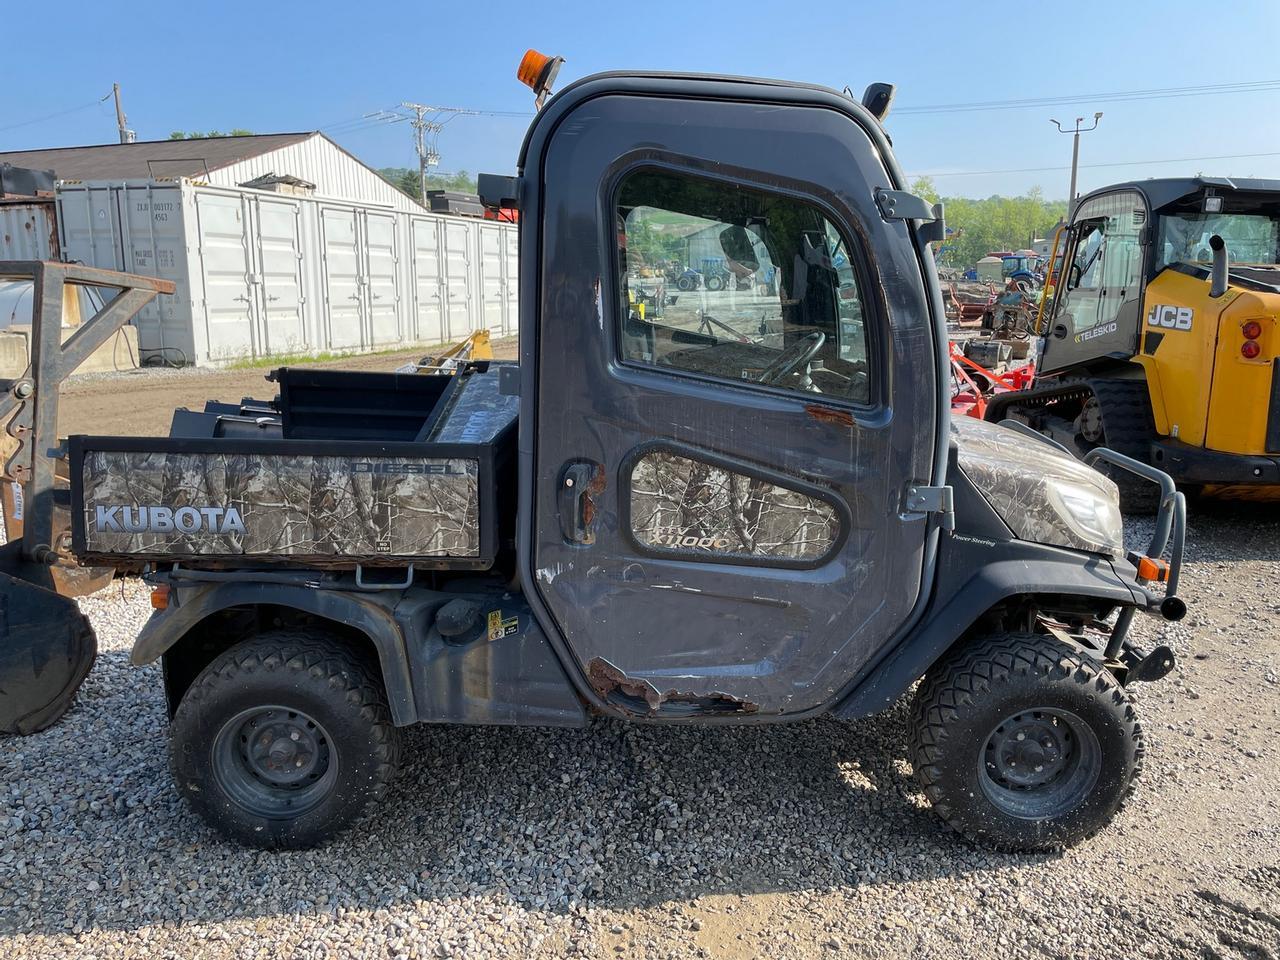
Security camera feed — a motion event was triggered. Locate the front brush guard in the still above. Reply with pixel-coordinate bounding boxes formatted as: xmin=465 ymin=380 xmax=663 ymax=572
xmin=997 ymin=422 xmax=1187 ymax=684
xmin=1081 ymin=446 xmax=1186 ymax=673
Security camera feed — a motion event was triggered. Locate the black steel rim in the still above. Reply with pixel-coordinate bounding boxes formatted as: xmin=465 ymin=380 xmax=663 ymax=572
xmin=978 ymin=707 xmax=1101 ymax=820
xmin=212 ymin=705 xmax=337 ymax=819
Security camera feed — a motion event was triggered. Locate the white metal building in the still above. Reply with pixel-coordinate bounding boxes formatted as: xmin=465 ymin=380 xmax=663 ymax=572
xmin=0 ymin=134 xmax=517 ymax=365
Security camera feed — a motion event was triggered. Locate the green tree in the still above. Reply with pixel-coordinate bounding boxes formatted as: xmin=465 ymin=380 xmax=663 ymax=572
xmin=376 ymin=167 xmax=479 ymax=202
xmin=168 ymin=129 xmax=254 ymax=140
xmin=910 ymin=176 xmax=940 ymax=206
xmin=933 ymin=189 xmax=1066 ymax=269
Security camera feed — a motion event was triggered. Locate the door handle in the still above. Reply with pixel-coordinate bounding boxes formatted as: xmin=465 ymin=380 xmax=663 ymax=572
xmin=558 ymin=460 xmax=604 ymax=544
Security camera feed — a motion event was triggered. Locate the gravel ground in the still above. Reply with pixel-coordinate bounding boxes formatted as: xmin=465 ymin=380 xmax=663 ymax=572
xmin=2 ymin=506 xmax=1278 ymax=959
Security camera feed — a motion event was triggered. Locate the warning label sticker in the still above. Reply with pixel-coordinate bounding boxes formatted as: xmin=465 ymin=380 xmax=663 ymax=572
xmin=487 ymin=610 xmax=519 ymax=642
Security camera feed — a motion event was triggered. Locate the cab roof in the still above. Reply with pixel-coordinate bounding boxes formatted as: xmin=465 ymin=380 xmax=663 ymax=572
xmin=1079 ymin=176 xmax=1280 ymax=213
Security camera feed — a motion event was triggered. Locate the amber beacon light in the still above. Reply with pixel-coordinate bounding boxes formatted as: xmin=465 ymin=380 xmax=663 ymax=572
xmin=518 ymin=49 xmax=565 ymax=108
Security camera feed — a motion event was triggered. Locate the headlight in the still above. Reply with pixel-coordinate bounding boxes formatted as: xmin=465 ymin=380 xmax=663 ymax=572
xmin=952 ymin=417 xmax=1125 ymax=559
xmin=1044 ymin=479 xmax=1124 ymax=557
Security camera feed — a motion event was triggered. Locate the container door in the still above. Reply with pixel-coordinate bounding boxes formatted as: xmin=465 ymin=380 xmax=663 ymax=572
xmin=321 ymin=207 xmax=364 ymax=350
xmin=195 ymin=192 xmax=258 ymax=362
xmin=479 ymin=224 xmax=505 ymax=334
xmin=525 ymin=86 xmax=938 ymax=718
xmin=411 ymin=217 xmax=446 ymax=343
xmin=363 ymin=212 xmax=401 ymax=345
xmin=57 ymin=186 xmax=125 ymax=271
xmin=502 ymin=227 xmax=519 ymax=336
xmin=442 ymin=219 xmax=473 ymax=338
xmin=253 ymin=197 xmax=308 ymax=355
xmin=119 ymin=185 xmax=188 ymax=362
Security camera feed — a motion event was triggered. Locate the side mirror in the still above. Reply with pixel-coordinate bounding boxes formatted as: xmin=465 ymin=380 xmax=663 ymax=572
xmin=719 ymin=225 xmax=760 ymax=272
xmin=1067 ymin=262 xmax=1083 ymax=289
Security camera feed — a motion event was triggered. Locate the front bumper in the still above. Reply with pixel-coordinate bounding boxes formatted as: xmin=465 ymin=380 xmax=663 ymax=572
xmin=1151 ymin=438 xmax=1280 ymax=486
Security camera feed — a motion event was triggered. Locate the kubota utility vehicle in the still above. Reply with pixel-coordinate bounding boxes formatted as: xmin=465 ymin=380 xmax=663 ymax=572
xmin=0 ymin=59 xmax=1187 ymax=851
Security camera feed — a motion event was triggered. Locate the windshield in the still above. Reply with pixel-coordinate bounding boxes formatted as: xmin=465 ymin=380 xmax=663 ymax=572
xmin=1156 ymin=212 xmax=1280 ymax=270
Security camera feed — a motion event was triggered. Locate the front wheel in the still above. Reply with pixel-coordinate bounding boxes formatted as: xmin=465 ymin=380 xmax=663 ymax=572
xmin=911 ymin=631 xmax=1143 ymax=851
xmin=169 ymin=630 xmax=403 ymax=849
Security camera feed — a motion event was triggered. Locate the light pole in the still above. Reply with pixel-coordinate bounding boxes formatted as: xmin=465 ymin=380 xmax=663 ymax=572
xmin=1051 ymin=112 xmax=1102 ymax=216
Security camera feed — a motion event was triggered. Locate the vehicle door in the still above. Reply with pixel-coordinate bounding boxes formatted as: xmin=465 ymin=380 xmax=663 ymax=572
xmin=523 ymin=80 xmax=940 ymax=718
xmin=1040 ymin=191 xmax=1146 ymax=373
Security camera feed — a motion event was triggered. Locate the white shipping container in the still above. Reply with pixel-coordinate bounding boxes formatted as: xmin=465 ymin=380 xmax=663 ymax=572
xmin=54 ymin=178 xmax=516 ymax=366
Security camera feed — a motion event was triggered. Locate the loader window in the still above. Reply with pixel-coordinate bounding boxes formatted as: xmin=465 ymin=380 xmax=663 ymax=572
xmin=1056 ymin=192 xmax=1145 ymax=341
xmin=615 ymin=169 xmax=872 ymax=405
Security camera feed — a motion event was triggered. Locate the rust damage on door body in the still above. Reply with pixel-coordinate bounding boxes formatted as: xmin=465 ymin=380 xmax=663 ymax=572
xmin=586 ymin=657 xmax=760 ymax=716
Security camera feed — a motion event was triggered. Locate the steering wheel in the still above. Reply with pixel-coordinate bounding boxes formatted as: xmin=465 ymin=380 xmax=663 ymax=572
xmin=758 ymin=331 xmax=826 ymax=384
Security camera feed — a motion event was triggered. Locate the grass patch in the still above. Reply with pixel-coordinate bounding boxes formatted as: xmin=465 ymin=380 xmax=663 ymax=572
xmin=223 ymin=346 xmax=424 ymax=371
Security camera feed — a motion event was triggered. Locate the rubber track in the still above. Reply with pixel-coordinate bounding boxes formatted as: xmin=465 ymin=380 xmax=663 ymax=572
xmin=176 ymin=631 xmax=402 ymax=800
xmin=1088 ymin=378 xmax=1160 ymax=511
xmin=1088 ymin=378 xmax=1157 ymax=457
xmin=982 ymin=378 xmax=1093 ymax=424
xmin=910 ymin=631 xmax=1144 ymax=851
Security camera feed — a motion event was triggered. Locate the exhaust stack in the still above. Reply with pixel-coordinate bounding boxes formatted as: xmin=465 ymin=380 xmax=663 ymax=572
xmin=1209 ymin=234 xmax=1228 ymax=298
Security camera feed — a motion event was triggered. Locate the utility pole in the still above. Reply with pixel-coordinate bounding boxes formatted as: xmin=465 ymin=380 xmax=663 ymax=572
xmin=1051 ymin=112 xmax=1102 ymax=216
xmin=112 ymin=83 xmax=136 ymax=143
xmin=401 ymin=103 xmax=448 ymax=203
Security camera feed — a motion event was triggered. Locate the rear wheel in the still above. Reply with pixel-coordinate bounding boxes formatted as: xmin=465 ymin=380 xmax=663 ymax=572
xmin=169 ymin=629 xmax=403 ymax=849
xmin=911 ymin=631 xmax=1143 ymax=851
xmin=704 ymin=274 xmax=724 ymax=291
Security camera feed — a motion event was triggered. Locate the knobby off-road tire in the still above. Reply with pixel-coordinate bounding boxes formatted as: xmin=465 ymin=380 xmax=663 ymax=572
xmin=169 ymin=630 xmax=403 ymax=849
xmin=911 ymin=632 xmax=1143 ymax=851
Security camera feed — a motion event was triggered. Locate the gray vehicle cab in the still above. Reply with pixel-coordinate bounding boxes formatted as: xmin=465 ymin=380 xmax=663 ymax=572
xmin=32 ymin=65 xmax=1187 ymax=851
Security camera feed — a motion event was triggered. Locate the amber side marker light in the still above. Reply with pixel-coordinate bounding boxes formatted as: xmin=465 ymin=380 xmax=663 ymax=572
xmin=1134 ymin=556 xmax=1170 ymax=584
xmin=517 ymin=49 xmax=565 ymax=109
xmin=150 ymin=585 xmax=170 ymax=610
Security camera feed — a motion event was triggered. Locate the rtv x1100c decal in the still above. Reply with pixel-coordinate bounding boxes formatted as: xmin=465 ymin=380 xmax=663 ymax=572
xmin=628 ymin=448 xmax=840 ymax=562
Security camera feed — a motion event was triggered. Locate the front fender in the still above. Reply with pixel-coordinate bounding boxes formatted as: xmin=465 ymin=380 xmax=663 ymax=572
xmin=132 ymin=582 xmax=417 ymax=725
xmin=833 ymin=535 xmax=1144 ymax=720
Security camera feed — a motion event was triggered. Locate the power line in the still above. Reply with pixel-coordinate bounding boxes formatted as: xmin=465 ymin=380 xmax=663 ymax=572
xmin=319 ymin=105 xmax=528 ymax=135
xmin=908 ymin=149 xmax=1280 ymax=179
xmin=0 ymin=93 xmax=113 ymax=134
xmin=894 ymin=79 xmax=1280 ymax=116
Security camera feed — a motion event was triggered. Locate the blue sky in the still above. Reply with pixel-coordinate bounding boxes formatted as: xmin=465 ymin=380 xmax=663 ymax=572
xmin=4 ymin=0 xmax=1279 ymax=200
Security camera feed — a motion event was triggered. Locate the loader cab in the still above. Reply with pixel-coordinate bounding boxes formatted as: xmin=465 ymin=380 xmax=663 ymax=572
xmin=1037 ymin=177 xmax=1280 ymax=462
xmin=1037 ymin=189 xmax=1147 ymax=376
xmin=514 ymin=74 xmax=945 ymax=718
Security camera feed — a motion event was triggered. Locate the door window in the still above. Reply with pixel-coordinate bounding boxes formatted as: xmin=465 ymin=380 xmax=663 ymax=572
xmin=616 ymin=169 xmax=873 ymax=405
xmin=1057 ymin=192 xmax=1145 ymax=336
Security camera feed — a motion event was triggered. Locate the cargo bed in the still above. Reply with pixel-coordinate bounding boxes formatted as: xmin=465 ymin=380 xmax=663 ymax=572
xmin=69 ymin=363 xmax=518 ymax=570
